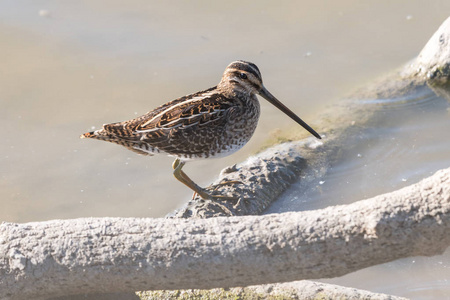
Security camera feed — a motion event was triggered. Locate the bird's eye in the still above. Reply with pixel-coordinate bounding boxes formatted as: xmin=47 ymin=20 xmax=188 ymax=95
xmin=240 ymin=73 xmax=248 ymax=79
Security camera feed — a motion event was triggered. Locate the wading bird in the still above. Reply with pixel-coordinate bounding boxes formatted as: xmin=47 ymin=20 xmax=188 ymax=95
xmin=81 ymin=61 xmax=321 ymax=199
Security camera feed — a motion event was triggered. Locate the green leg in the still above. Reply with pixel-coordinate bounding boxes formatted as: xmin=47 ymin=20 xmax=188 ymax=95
xmin=172 ymin=158 xmax=212 ymax=200
xmin=172 ymin=158 xmax=242 ymax=201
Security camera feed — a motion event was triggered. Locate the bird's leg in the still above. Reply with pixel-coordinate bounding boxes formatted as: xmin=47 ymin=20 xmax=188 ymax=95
xmin=172 ymin=158 xmax=240 ymax=201
xmin=172 ymin=158 xmax=212 ymax=200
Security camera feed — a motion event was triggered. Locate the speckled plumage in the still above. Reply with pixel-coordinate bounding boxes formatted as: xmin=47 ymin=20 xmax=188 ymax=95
xmin=81 ymin=60 xmax=320 ymax=199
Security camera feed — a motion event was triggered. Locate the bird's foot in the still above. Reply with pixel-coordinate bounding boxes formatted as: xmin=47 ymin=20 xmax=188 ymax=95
xmin=191 ymin=180 xmax=245 ymax=201
xmin=191 ymin=190 xmax=240 ymax=201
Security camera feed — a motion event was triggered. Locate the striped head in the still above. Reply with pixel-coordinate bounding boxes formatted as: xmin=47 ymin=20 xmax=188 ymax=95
xmin=219 ymin=60 xmax=322 ymax=139
xmin=219 ymin=60 xmax=263 ymax=95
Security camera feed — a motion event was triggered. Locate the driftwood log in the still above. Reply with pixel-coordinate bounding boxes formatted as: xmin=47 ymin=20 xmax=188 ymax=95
xmin=1 ymin=15 xmax=450 ymax=300
xmin=1 ymin=167 xmax=449 ymax=299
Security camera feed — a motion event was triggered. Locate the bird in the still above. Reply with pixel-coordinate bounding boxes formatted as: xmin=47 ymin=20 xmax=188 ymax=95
xmin=80 ymin=60 xmax=321 ymax=200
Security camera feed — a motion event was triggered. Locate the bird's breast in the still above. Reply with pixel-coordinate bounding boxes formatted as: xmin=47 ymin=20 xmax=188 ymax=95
xmin=175 ymin=95 xmax=261 ymax=161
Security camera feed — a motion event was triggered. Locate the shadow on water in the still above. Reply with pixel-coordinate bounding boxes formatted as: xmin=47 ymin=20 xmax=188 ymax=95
xmin=266 ymin=85 xmax=450 ymax=299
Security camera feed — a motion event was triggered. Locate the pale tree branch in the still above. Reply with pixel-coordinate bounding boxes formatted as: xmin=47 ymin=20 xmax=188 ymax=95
xmin=1 ymin=167 xmax=449 ymax=300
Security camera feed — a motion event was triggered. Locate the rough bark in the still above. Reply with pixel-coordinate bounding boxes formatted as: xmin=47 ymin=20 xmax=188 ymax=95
xmin=171 ymin=137 xmax=327 ymax=218
xmin=1 ymin=167 xmax=449 ymax=300
xmin=408 ymin=15 xmax=450 ymax=83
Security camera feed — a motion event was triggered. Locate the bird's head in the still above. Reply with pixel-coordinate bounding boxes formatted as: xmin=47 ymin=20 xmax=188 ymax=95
xmin=219 ymin=60 xmax=264 ymax=95
xmin=219 ymin=60 xmax=321 ymax=139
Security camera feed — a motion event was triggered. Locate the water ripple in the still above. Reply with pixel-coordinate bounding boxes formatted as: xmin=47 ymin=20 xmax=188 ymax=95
xmin=360 ymin=86 xmax=437 ymax=110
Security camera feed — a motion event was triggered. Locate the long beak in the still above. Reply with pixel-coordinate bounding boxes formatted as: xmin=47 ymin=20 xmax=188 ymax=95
xmin=259 ymin=86 xmax=321 ymax=139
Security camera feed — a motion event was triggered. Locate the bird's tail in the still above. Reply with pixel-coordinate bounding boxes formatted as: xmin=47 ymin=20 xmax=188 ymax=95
xmin=80 ymin=128 xmax=125 ymax=142
xmin=80 ymin=129 xmax=113 ymax=141
xmin=80 ymin=131 xmax=98 ymax=139
xmin=80 ymin=129 xmax=154 ymax=156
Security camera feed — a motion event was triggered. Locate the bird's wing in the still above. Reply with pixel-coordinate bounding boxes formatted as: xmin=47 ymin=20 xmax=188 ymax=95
xmin=82 ymin=86 xmax=243 ymax=157
xmin=100 ymin=87 xmax=218 ymax=136
xmin=135 ymin=89 xmax=235 ymax=133
xmin=102 ymin=87 xmax=237 ymax=144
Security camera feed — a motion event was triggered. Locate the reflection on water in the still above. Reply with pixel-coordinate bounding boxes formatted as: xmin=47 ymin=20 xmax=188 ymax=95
xmin=360 ymin=86 xmax=437 ymax=108
xmin=1 ymin=0 xmax=450 ymax=298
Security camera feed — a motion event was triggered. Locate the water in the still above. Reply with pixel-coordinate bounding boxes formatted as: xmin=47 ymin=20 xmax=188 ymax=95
xmin=266 ymin=87 xmax=450 ymax=299
xmin=1 ymin=1 xmax=449 ymax=298
xmin=268 ymin=87 xmax=450 ymax=212
xmin=321 ymin=249 xmax=450 ymax=299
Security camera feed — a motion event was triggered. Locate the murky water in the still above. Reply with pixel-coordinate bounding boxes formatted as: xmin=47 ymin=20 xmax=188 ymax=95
xmin=1 ymin=1 xmax=449 ymax=298
xmin=268 ymin=87 xmax=450 ymax=212
xmin=266 ymin=87 xmax=450 ymax=299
